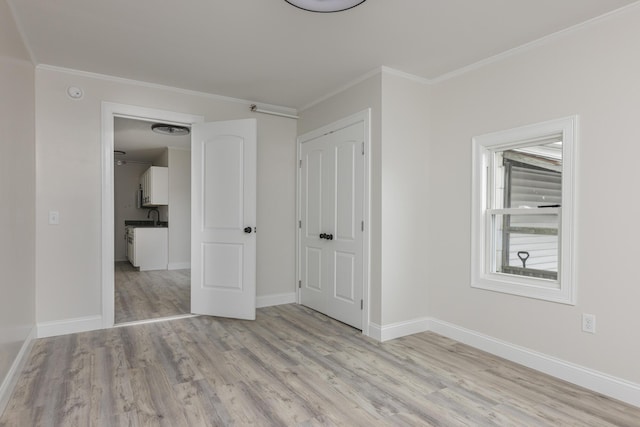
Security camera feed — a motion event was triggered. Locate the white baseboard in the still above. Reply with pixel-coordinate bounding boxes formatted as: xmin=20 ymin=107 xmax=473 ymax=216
xmin=0 ymin=326 xmax=36 ymax=416
xmin=37 ymin=315 xmax=103 ymax=338
xmin=257 ymin=292 xmax=297 ymax=308
xmin=428 ymin=318 xmax=640 ymax=408
xmin=168 ymin=262 xmax=190 ymax=270
xmin=368 ymin=318 xmax=430 ymax=342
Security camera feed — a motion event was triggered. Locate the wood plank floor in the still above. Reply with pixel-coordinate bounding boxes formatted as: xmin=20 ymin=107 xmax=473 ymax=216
xmin=1 ymin=304 xmax=639 ymax=426
xmin=115 ymin=261 xmax=190 ymax=324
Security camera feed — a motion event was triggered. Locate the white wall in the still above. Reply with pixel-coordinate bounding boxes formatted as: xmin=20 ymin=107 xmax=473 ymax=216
xmin=299 ymin=73 xmax=383 ymax=324
xmin=380 ymin=72 xmax=431 ymax=325
xmin=35 ymin=67 xmax=297 ymax=324
xmin=428 ymin=5 xmax=640 ymax=383
xmin=167 ymin=148 xmax=190 ymax=268
xmin=113 ymin=162 xmax=149 ymax=261
xmin=0 ymin=0 xmax=35 ymax=409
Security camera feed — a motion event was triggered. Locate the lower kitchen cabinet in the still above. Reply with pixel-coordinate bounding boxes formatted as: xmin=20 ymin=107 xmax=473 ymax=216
xmin=130 ymin=227 xmax=168 ymax=271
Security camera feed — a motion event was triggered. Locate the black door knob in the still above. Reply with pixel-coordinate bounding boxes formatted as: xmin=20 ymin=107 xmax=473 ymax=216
xmin=319 ymin=233 xmax=326 ymax=239
xmin=244 ymin=227 xmax=252 ymax=233
xmin=327 ymin=234 xmax=333 ymax=240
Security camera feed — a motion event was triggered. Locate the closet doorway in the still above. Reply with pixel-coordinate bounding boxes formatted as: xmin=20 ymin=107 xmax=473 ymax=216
xmin=297 ymin=110 xmax=371 ymax=333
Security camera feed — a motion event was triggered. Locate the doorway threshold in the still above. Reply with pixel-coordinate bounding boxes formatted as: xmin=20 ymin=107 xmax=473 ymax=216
xmin=114 ymin=313 xmax=200 ymax=328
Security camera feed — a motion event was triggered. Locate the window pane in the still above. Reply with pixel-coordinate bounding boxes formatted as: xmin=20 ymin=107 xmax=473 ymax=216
xmin=492 ymin=213 xmax=558 ymax=281
xmin=493 ymin=140 xmax=562 ymax=209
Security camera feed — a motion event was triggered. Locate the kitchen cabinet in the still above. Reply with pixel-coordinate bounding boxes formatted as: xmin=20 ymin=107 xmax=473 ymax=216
xmin=128 ymin=227 xmax=168 ymax=271
xmin=140 ymin=166 xmax=168 ymax=206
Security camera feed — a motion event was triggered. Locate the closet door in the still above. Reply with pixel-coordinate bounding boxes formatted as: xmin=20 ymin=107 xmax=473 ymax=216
xmin=299 ymin=121 xmax=364 ymax=329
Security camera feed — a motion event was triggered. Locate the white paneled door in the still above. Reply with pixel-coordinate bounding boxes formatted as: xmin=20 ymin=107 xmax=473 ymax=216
xmin=191 ymin=119 xmax=257 ymax=320
xmin=300 ymin=120 xmax=365 ymax=329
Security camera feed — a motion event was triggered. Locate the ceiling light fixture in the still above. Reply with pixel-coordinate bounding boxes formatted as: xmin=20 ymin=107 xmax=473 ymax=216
xmin=151 ymin=123 xmax=190 ymax=136
xmin=284 ymin=0 xmax=366 ymax=13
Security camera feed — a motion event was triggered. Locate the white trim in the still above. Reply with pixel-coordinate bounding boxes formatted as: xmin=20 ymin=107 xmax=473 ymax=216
xmin=102 ymin=102 xmax=204 ymax=329
xmin=300 ymin=68 xmax=383 ymax=112
xmin=368 ymin=316 xmax=640 ymax=407
xmin=37 ymin=315 xmax=103 ymax=338
xmin=168 ymin=262 xmax=191 ymax=270
xmin=296 ymin=109 xmax=372 ymax=337
xmin=380 ymin=66 xmax=431 ymax=85
xmin=429 ymin=318 xmax=640 ymax=408
xmin=0 ymin=327 xmax=36 ymax=416
xmin=256 ymin=292 xmax=297 ymax=308
xmin=369 ymin=318 xmax=430 ymax=342
xmin=471 ymin=116 xmax=578 ymax=305
xmin=37 ymin=64 xmax=298 ymax=116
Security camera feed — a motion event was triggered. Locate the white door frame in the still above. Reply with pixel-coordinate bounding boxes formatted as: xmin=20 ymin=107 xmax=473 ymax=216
xmin=100 ymin=102 xmax=204 ymax=328
xmin=296 ymin=109 xmax=371 ymax=337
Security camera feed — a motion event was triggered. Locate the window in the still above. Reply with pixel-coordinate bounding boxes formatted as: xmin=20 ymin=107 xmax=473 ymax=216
xmin=471 ymin=116 xmax=577 ymax=304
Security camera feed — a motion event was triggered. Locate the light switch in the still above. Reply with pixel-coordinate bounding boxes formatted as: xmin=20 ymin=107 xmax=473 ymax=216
xmin=49 ymin=211 xmax=59 ymax=225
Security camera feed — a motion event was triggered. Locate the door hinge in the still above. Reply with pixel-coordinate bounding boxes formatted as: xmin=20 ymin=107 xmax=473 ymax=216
xmin=361 ymin=220 xmax=364 ymax=231
xmin=299 ymin=159 xmax=302 ymax=168
xmin=299 ymin=220 xmax=302 ymax=229
xmin=361 ymin=142 xmax=365 ymax=155
xmin=360 ymin=299 xmax=363 ymax=310
xmin=299 ymin=280 xmax=302 ymax=289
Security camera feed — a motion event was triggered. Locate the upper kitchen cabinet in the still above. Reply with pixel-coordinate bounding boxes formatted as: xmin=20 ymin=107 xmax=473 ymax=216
xmin=140 ymin=166 xmax=168 ymax=206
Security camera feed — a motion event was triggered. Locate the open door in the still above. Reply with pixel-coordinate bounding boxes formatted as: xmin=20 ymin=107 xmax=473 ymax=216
xmin=191 ymin=119 xmax=257 ymax=320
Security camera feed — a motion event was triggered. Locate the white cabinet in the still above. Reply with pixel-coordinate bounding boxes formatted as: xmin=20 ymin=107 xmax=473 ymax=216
xmin=140 ymin=166 xmax=168 ymax=206
xmin=130 ymin=227 xmax=168 ymax=271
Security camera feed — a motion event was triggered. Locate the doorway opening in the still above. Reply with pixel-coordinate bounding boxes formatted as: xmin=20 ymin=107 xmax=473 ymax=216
xmin=101 ymin=103 xmax=204 ymax=328
xmin=114 ymin=116 xmax=192 ymax=324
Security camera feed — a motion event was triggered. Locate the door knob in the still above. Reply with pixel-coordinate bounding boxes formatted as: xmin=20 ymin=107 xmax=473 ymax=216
xmin=319 ymin=233 xmax=326 ymax=239
xmin=244 ymin=227 xmax=253 ymax=234
xmin=327 ymin=234 xmax=333 ymax=240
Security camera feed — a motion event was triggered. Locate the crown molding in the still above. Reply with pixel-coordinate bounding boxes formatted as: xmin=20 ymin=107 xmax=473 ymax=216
xmin=35 ymin=64 xmax=298 ymax=116
xmin=380 ymin=66 xmax=432 ymax=85
xmin=430 ymin=1 xmax=640 ymax=85
xmin=299 ymin=67 xmax=383 ymax=112
xmin=302 ymin=2 xmax=640 ymax=109
xmin=300 ymin=65 xmax=432 ymax=112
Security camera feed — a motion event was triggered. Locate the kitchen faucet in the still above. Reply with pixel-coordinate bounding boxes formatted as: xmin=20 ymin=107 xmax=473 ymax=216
xmin=147 ymin=208 xmax=160 ymax=226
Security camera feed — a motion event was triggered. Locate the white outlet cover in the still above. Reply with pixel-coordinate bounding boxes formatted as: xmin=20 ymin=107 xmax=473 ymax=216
xmin=582 ymin=313 xmax=596 ymax=333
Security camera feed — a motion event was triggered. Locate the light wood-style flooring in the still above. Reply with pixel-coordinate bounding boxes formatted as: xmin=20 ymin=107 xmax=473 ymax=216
xmin=115 ymin=261 xmax=190 ymax=324
xmin=1 ymin=304 xmax=639 ymax=426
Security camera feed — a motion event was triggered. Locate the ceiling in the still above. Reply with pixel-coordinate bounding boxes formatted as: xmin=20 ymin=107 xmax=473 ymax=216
xmin=114 ymin=117 xmax=190 ymax=163
xmin=8 ymin=0 xmax=639 ymax=109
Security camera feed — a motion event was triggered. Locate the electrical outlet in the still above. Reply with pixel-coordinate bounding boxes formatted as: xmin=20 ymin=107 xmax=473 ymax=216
xmin=582 ymin=313 xmax=596 ymax=334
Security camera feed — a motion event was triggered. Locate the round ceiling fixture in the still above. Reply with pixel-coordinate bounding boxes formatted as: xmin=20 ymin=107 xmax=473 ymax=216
xmin=285 ymin=0 xmax=366 ymax=13
xmin=151 ymin=123 xmax=191 ymax=136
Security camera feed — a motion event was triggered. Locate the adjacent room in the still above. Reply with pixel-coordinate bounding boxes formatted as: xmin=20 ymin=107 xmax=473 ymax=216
xmin=2 ymin=0 xmax=640 ymax=424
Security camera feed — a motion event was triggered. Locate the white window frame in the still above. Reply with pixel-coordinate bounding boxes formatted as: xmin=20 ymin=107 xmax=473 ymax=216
xmin=471 ymin=116 xmax=577 ymax=304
